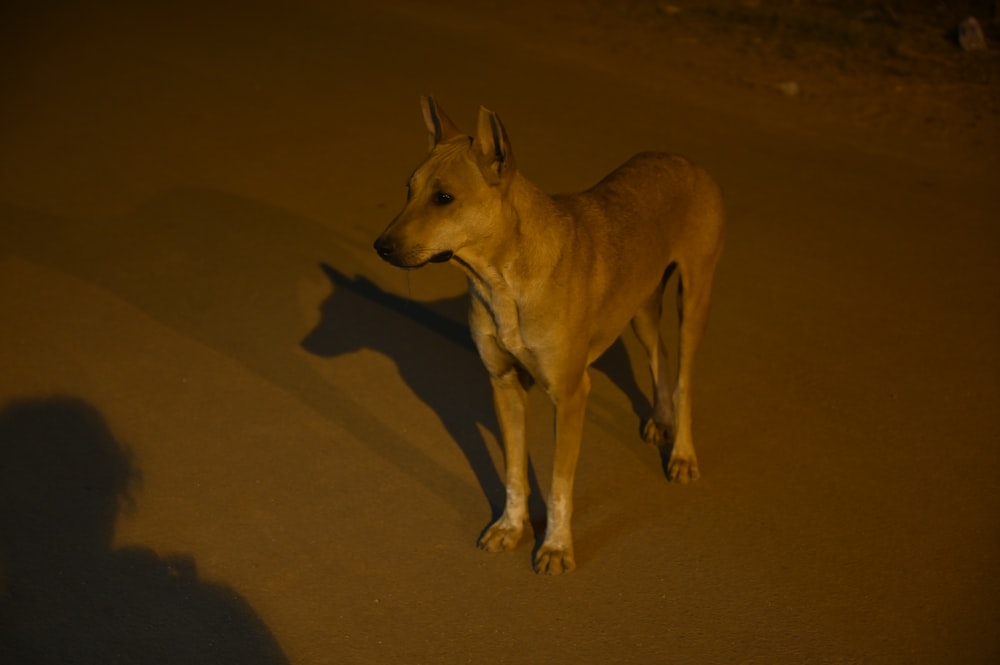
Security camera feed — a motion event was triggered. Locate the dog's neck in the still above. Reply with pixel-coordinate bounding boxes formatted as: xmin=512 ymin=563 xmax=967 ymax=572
xmin=449 ymin=171 xmax=569 ymax=353
xmin=454 ymin=171 xmax=567 ymax=285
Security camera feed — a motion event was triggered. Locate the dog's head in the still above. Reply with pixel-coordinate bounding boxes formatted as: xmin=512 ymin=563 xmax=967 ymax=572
xmin=374 ymin=97 xmax=515 ymax=269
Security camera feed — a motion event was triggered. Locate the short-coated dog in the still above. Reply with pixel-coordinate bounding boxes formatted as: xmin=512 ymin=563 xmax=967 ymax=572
xmin=374 ymin=98 xmax=724 ymax=574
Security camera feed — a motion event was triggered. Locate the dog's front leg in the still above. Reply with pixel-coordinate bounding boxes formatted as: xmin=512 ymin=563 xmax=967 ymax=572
xmin=478 ymin=368 xmax=530 ymax=553
xmin=534 ymin=372 xmax=591 ymax=575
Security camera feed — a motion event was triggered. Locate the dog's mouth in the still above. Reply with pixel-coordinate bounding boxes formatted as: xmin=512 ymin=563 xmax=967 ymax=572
xmin=428 ymin=250 xmax=453 ymax=263
xmin=374 ymin=234 xmax=453 ymax=267
xmin=373 ymin=238 xmax=454 ymax=269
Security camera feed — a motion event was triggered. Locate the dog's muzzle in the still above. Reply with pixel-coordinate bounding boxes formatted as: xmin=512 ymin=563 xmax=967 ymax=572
xmin=373 ymin=236 xmax=453 ymax=267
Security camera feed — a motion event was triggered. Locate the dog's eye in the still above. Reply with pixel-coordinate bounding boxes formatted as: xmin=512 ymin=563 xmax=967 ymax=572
xmin=432 ymin=191 xmax=454 ymax=206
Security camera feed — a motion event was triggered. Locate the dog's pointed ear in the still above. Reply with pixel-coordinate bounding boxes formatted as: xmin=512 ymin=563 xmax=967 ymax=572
xmin=474 ymin=106 xmax=514 ymax=181
xmin=421 ymin=96 xmax=462 ymax=150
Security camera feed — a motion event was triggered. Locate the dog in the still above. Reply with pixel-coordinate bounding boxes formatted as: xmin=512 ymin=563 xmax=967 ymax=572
xmin=374 ymin=97 xmax=725 ymax=574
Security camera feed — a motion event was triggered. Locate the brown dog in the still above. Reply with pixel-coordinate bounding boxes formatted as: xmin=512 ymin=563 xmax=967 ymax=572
xmin=374 ymin=98 xmax=724 ymax=574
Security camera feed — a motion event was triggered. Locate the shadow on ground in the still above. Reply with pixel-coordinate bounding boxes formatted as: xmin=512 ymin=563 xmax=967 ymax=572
xmin=299 ymin=262 xmax=658 ymax=525
xmin=1 ymin=189 xmax=660 ymax=537
xmin=0 ymin=396 xmax=289 ymax=664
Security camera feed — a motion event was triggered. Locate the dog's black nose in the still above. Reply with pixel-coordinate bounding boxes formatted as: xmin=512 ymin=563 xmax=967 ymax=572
xmin=374 ymin=237 xmax=394 ymax=261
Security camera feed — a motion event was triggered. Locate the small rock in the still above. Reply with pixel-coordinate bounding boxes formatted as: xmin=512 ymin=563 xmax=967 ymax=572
xmin=657 ymin=3 xmax=682 ymax=16
xmin=775 ymin=81 xmax=800 ymax=97
xmin=958 ymin=16 xmax=987 ymax=51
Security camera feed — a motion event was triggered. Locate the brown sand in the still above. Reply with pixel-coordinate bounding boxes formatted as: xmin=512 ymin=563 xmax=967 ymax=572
xmin=2 ymin=1 xmax=998 ymax=662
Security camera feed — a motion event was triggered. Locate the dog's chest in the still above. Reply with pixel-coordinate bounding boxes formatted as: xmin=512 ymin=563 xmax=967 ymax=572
xmin=468 ymin=278 xmax=538 ymax=364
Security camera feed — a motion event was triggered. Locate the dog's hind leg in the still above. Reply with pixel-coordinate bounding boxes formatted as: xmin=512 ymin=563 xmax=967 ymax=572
xmin=667 ymin=263 xmax=716 ymax=483
xmin=632 ymin=267 xmax=676 ymax=449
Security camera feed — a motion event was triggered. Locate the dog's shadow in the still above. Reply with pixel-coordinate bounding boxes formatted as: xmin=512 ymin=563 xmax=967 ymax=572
xmin=301 ymin=263 xmax=653 ymax=525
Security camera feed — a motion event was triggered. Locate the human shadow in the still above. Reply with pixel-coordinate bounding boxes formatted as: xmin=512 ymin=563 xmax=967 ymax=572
xmin=300 ymin=263 xmax=654 ymax=524
xmin=0 ymin=396 xmax=289 ymax=665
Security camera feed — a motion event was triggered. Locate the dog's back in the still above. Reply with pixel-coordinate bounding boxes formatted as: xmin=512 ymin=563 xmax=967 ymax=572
xmin=546 ymin=152 xmax=725 ymax=361
xmin=572 ymin=152 xmax=724 ymax=256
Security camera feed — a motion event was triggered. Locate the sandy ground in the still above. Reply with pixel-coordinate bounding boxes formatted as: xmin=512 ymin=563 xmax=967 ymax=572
xmin=2 ymin=1 xmax=999 ymax=663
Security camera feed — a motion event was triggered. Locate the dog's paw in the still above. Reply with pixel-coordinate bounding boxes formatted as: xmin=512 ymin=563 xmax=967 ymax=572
xmin=478 ymin=518 xmax=524 ymax=553
xmin=667 ymin=453 xmax=700 ymax=483
xmin=534 ymin=545 xmax=576 ymax=575
xmin=641 ymin=417 xmax=673 ymax=446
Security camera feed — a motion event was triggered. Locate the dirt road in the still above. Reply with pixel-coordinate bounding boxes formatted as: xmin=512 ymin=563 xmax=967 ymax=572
xmin=2 ymin=1 xmax=998 ymax=662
